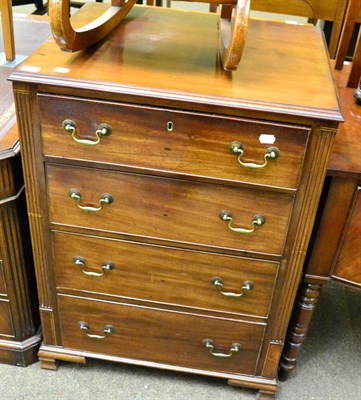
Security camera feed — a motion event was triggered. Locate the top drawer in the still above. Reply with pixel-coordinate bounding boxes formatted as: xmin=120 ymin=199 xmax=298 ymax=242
xmin=38 ymin=95 xmax=310 ymax=189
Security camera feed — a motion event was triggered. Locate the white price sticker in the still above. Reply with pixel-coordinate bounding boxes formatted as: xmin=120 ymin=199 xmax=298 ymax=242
xmin=259 ymin=134 xmax=276 ymax=144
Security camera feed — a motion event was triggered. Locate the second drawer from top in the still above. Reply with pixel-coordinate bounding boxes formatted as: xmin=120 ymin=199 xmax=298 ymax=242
xmin=46 ymin=163 xmax=294 ymax=256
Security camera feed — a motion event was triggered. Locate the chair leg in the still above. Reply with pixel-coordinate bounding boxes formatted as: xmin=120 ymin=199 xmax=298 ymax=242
xmin=348 ymin=29 xmax=361 ymax=88
xmin=335 ymin=0 xmax=361 ymax=70
xmin=0 ymin=0 xmax=15 ymax=61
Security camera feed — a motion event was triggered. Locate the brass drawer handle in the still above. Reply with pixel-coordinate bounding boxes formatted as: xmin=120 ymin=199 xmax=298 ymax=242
xmin=79 ymin=321 xmax=114 ymax=339
xmin=202 ymin=339 xmax=241 ymax=358
xmin=211 ymin=277 xmax=255 ymax=297
xmin=219 ymin=210 xmax=265 ymax=234
xmin=73 ymin=256 xmax=115 ymax=277
xmin=229 ymin=141 xmax=280 ymax=169
xmin=69 ymin=188 xmax=113 ymax=212
xmin=62 ymin=119 xmax=112 ymax=146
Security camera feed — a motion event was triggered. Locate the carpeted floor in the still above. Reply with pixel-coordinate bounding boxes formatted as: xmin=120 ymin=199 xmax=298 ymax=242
xmin=0 ymin=283 xmax=360 ymax=400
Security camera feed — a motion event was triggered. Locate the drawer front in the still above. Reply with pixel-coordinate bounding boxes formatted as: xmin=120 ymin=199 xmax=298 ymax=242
xmin=39 ymin=95 xmax=309 ymax=189
xmin=47 ymin=164 xmax=294 ymax=256
xmin=53 ymin=232 xmax=279 ymax=318
xmin=332 ymin=187 xmax=361 ymax=286
xmin=58 ymin=295 xmax=265 ymax=375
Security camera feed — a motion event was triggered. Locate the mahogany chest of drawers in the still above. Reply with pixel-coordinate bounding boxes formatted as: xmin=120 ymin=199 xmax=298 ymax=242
xmin=11 ymin=5 xmax=342 ymax=399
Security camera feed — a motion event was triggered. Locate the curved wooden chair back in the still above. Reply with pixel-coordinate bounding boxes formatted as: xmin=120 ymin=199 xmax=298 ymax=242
xmin=147 ymin=0 xmax=348 ymax=59
xmin=49 ymin=0 xmax=251 ymax=71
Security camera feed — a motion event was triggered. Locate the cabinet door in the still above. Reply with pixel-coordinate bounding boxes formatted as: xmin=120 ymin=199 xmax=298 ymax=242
xmin=332 ymin=186 xmax=361 ymax=287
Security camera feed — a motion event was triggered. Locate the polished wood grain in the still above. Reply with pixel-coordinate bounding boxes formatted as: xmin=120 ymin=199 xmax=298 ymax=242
xmin=58 ymin=294 xmax=265 ymax=376
xmin=50 ymin=0 xmax=250 ymax=71
xmin=150 ymin=0 xmax=348 ymax=58
xmin=46 ymin=163 xmax=294 ymax=256
xmin=13 ymin=6 xmax=341 ymax=121
xmin=39 ymin=94 xmax=309 ymax=190
xmin=328 ymin=87 xmax=361 ymax=176
xmin=53 ymin=231 xmax=279 ymax=318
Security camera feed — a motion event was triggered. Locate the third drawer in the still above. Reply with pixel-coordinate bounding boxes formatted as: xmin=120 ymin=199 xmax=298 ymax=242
xmin=53 ymin=231 xmax=279 ymax=318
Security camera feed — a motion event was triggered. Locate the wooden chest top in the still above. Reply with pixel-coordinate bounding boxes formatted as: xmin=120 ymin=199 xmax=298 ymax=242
xmin=11 ymin=5 xmax=342 ymax=122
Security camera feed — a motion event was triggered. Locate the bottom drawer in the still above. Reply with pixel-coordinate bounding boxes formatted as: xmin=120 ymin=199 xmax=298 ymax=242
xmin=58 ymin=295 xmax=265 ymax=376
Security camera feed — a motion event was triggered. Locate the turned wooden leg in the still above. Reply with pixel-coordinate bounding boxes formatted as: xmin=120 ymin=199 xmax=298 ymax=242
xmin=256 ymin=390 xmax=275 ymax=400
xmin=279 ymin=282 xmax=322 ymax=380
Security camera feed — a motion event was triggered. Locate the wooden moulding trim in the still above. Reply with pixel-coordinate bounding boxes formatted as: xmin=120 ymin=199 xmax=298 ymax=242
xmin=0 ymin=142 xmax=20 ymax=161
xmin=51 ymin=223 xmax=284 ymax=262
xmin=261 ymin=341 xmax=284 ymax=379
xmin=13 ymin=88 xmax=54 ymax=309
xmin=0 ymin=330 xmax=42 ymax=351
xmin=38 ymin=344 xmax=277 ymax=389
xmin=304 ymin=274 xmax=331 ymax=285
xmin=39 ymin=307 xmax=60 ymax=346
xmin=0 ymin=200 xmax=36 ymax=338
xmin=38 ymin=349 xmax=86 ymax=365
xmin=330 ymin=275 xmax=361 ymax=289
xmin=43 ymin=154 xmax=298 ymax=195
xmin=9 ymin=73 xmax=344 ymax=122
xmin=272 ymin=127 xmax=337 ymax=340
xmin=0 ymin=158 xmax=16 ymax=199
xmin=228 ymin=379 xmax=277 ymax=393
xmin=0 ymin=186 xmax=24 ymax=206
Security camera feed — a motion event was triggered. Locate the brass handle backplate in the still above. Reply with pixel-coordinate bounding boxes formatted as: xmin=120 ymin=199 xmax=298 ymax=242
xmin=202 ymin=339 xmax=241 ymax=358
xmin=73 ymin=256 xmax=115 ymax=277
xmin=219 ymin=210 xmax=265 ymax=234
xmin=69 ymin=188 xmax=113 ymax=212
xmin=62 ymin=119 xmax=112 ymax=146
xmin=79 ymin=321 xmax=114 ymax=339
xmin=211 ymin=277 xmax=255 ymax=297
xmin=229 ymin=141 xmax=280 ymax=169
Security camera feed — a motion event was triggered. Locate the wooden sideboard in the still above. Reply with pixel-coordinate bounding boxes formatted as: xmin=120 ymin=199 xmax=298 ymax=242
xmin=0 ymin=125 xmax=41 ymax=366
xmin=10 ymin=5 xmax=341 ymax=399
xmin=280 ymin=69 xmax=361 ymax=378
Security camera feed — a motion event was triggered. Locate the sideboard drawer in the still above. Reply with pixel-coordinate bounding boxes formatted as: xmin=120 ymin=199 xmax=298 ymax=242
xmin=39 ymin=95 xmax=309 ymax=189
xmin=58 ymin=295 xmax=265 ymax=375
xmin=53 ymin=231 xmax=279 ymax=318
xmin=47 ymin=164 xmax=294 ymax=256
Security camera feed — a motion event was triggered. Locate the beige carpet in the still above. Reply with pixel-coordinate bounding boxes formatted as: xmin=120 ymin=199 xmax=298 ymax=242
xmin=0 ymin=283 xmax=360 ymax=399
